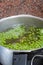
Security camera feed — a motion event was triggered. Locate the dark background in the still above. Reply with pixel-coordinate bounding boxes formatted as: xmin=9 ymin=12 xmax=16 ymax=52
xmin=0 ymin=0 xmax=43 ymax=19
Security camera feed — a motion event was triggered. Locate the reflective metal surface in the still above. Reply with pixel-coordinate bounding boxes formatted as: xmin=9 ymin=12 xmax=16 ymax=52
xmin=0 ymin=46 xmax=13 ymax=65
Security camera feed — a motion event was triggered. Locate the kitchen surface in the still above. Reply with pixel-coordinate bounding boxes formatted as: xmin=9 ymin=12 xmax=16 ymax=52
xmin=0 ymin=0 xmax=43 ymax=18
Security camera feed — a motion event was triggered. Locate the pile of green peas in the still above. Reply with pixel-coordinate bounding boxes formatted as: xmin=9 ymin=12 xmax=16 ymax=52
xmin=0 ymin=25 xmax=43 ymax=50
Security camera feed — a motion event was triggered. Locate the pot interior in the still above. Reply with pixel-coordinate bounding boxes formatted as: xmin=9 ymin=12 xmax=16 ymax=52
xmin=0 ymin=17 xmax=43 ymax=32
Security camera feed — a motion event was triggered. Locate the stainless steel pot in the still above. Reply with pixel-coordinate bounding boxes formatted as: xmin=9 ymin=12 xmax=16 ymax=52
xmin=0 ymin=15 xmax=43 ymax=65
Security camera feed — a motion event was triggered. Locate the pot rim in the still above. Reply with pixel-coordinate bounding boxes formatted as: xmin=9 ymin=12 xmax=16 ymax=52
xmin=0 ymin=14 xmax=43 ymax=22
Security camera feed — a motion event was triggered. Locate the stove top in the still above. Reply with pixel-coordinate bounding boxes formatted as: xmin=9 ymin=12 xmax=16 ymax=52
xmin=13 ymin=48 xmax=43 ymax=65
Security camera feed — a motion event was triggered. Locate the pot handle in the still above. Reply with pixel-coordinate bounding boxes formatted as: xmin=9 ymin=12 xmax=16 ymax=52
xmin=31 ymin=54 xmax=43 ymax=65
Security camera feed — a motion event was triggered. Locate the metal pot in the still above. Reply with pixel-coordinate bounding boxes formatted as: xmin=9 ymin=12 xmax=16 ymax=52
xmin=0 ymin=15 xmax=43 ymax=65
